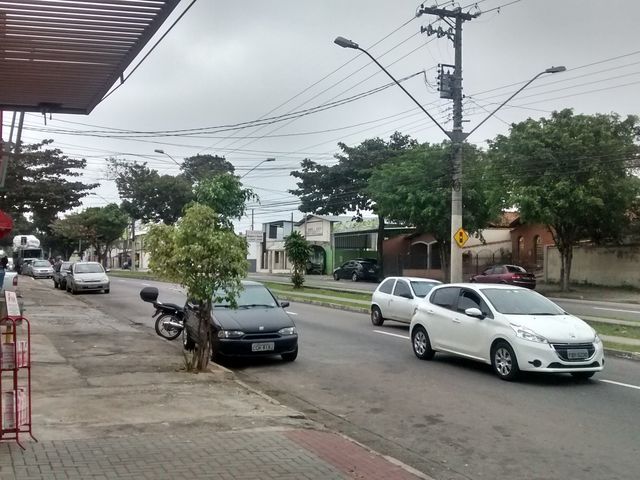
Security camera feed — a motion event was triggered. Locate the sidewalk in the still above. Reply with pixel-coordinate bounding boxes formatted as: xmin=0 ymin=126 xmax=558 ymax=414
xmin=0 ymin=279 xmax=430 ymax=480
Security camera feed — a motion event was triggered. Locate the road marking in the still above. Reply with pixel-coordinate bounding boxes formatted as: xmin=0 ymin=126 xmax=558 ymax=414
xmin=594 ymin=307 xmax=640 ymax=314
xmin=373 ymin=330 xmax=409 ymax=340
xmin=600 ymin=379 xmax=640 ymax=391
xmin=287 ymin=312 xmax=298 ymax=316
xmin=142 ymin=283 xmax=150 ymax=286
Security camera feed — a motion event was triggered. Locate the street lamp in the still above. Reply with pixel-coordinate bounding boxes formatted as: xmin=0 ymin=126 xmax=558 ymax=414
xmin=240 ymin=157 xmax=275 ymax=179
xmin=154 ymin=148 xmax=181 ymax=169
xmin=334 ymin=35 xmax=565 ymax=282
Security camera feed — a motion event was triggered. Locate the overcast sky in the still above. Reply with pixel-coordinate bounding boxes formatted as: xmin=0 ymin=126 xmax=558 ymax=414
xmin=7 ymin=0 xmax=640 ymax=232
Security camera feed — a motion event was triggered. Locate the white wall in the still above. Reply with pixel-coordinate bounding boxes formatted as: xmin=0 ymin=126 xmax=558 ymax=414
xmin=545 ymin=244 xmax=640 ymax=288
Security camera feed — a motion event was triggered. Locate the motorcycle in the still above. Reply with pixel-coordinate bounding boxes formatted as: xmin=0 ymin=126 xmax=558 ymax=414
xmin=140 ymin=286 xmax=185 ymax=341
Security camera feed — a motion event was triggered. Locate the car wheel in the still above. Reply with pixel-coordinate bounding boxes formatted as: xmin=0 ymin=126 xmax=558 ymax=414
xmin=571 ymin=371 xmax=595 ymax=380
xmin=333 ymin=272 xmax=339 ymax=281
xmin=182 ymin=327 xmax=195 ymax=351
xmin=71 ymin=285 xmax=78 ymax=295
xmin=281 ymin=347 xmax=298 ymax=362
xmin=492 ymin=341 xmax=520 ymax=381
xmin=412 ymin=326 xmax=435 ymax=360
xmin=470 ymin=278 xmax=476 ymax=283
xmin=351 ymin=272 xmax=358 ymax=282
xmin=371 ymin=306 xmax=384 ymax=326
xmin=53 ymin=280 xmax=58 ymax=289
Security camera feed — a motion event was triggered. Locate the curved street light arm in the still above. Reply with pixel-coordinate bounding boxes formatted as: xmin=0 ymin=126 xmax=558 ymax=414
xmin=467 ymin=66 xmax=566 ymax=137
xmin=334 ymin=37 xmax=451 ymax=139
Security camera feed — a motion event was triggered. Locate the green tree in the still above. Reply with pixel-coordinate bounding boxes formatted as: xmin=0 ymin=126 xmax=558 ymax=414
xmin=368 ymin=142 xmax=498 ymax=280
xmin=487 ymin=109 xmax=640 ymax=290
xmin=0 ymin=140 xmax=97 ymax=235
xmin=180 ymin=154 xmax=234 ymax=182
xmin=193 ymin=173 xmax=258 ymax=227
xmin=52 ymin=204 xmax=129 ymax=265
xmin=109 ymin=159 xmax=193 ymax=225
xmin=146 ymin=204 xmax=248 ymax=371
xmin=284 ymin=231 xmax=311 ymax=289
xmin=290 ymin=132 xmax=417 ymax=268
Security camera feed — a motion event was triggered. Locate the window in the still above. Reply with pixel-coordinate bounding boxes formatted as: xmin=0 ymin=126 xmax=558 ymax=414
xmin=534 ymin=235 xmax=542 ymax=266
xmin=410 ymin=281 xmax=439 ymax=298
xmin=458 ymin=290 xmax=482 ymax=312
xmin=506 ymin=265 xmax=526 ymax=273
xmin=494 ymin=266 xmax=506 ymax=274
xmin=430 ymin=287 xmax=460 ymax=310
xmin=268 ymin=225 xmax=278 ymax=239
xmin=378 ymin=278 xmax=395 ymax=294
xmin=274 ymin=251 xmax=280 ymax=263
xmin=482 ymin=267 xmax=493 ymax=275
xmin=517 ymin=236 xmax=525 ymax=261
xmin=74 ymin=263 xmax=104 ymax=274
xmin=393 ymin=280 xmax=412 ymax=298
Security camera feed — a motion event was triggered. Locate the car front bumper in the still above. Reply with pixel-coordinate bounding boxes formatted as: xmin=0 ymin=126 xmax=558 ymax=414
xmin=33 ymin=271 xmax=53 ymax=278
xmin=213 ymin=335 xmax=298 ymax=357
xmin=75 ymin=283 xmax=109 ymax=291
xmin=513 ymin=339 xmax=604 ymax=373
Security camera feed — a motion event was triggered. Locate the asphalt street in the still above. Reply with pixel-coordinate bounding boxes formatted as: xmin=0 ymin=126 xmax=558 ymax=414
xmin=42 ymin=274 xmax=640 ymax=480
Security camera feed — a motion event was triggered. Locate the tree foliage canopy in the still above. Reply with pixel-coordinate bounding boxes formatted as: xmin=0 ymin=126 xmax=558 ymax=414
xmin=51 ymin=204 xmax=129 ymax=264
xmin=180 ymin=154 xmax=234 ymax=181
xmin=109 ymin=159 xmax=193 ymax=224
xmin=0 ymin=140 xmax=97 ymax=239
xmin=368 ymin=142 xmax=498 ymax=276
xmin=194 ymin=173 xmax=257 ymax=228
xmin=487 ymin=108 xmax=640 ymax=289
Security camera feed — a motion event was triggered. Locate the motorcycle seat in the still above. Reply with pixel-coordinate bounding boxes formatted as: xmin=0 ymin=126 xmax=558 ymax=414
xmin=158 ymin=302 xmax=183 ymax=311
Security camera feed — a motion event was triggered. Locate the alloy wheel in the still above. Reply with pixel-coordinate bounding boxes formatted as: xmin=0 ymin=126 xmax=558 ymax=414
xmin=413 ymin=330 xmax=427 ymax=356
xmin=494 ymin=347 xmax=513 ymax=377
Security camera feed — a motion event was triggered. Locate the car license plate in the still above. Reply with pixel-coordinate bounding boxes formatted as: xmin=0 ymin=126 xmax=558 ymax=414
xmin=252 ymin=342 xmax=275 ymax=352
xmin=567 ymin=349 xmax=589 ymax=360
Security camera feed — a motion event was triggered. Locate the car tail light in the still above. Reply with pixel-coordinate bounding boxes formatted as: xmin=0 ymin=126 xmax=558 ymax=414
xmin=13 ymin=276 xmax=18 ymax=286
xmin=513 ymin=274 xmax=522 ymax=279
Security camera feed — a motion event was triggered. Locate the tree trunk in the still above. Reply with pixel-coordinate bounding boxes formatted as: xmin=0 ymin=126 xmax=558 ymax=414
xmin=377 ymin=215 xmax=385 ymax=277
xmin=194 ymin=301 xmax=212 ymax=371
xmin=561 ymin=245 xmax=573 ymax=292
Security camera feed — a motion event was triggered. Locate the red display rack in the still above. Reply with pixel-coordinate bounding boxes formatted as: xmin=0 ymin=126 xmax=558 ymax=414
xmin=0 ymin=316 xmax=36 ymax=449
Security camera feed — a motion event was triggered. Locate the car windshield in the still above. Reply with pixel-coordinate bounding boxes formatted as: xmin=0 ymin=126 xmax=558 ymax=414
xmin=410 ymin=281 xmax=440 ymax=298
xmin=482 ymin=288 xmax=564 ymax=315
xmin=214 ymin=284 xmax=277 ymax=308
xmin=33 ymin=260 xmax=50 ymax=267
xmin=75 ymin=264 xmax=104 ymax=274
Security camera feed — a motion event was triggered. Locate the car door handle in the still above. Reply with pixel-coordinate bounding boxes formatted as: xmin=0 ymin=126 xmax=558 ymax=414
xmin=453 ymin=318 xmax=462 ymax=324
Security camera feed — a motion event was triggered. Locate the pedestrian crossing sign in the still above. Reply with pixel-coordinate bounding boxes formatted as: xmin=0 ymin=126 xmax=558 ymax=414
xmin=454 ymin=228 xmax=469 ymax=248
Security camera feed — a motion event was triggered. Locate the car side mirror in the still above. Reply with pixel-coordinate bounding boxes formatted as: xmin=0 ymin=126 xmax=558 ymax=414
xmin=465 ymin=307 xmax=484 ymax=318
xmin=280 ymin=301 xmax=290 ymax=308
xmin=105 ymin=268 xmax=111 ymax=273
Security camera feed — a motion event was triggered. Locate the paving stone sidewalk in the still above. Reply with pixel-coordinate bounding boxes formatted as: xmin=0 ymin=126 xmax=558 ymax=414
xmin=0 ymin=278 xmax=430 ymax=480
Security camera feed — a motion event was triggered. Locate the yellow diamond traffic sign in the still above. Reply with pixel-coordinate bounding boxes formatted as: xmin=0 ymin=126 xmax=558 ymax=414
xmin=454 ymin=227 xmax=469 ymax=248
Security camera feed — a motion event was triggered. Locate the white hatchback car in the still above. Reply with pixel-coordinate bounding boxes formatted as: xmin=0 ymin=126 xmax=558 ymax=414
xmin=66 ymin=262 xmax=110 ymax=294
xmin=410 ymin=284 xmax=604 ymax=381
xmin=371 ymin=276 xmax=441 ymax=325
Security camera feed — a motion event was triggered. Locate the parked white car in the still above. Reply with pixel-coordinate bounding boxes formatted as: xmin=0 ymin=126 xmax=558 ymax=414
xmin=370 ymin=276 xmax=441 ymax=325
xmin=66 ymin=262 xmax=110 ymax=294
xmin=410 ymin=284 xmax=604 ymax=381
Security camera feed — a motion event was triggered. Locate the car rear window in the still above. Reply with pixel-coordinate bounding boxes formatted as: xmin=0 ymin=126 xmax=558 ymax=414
xmin=377 ymin=278 xmax=395 ymax=294
xmin=506 ymin=265 xmax=527 ymax=273
xmin=33 ymin=260 xmax=50 ymax=267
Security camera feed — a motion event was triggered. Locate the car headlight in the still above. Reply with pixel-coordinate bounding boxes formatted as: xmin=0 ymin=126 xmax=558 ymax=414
xmin=511 ymin=325 xmax=548 ymax=343
xmin=593 ymin=331 xmax=602 ymax=344
xmin=278 ymin=327 xmax=297 ymax=336
xmin=217 ymin=330 xmax=244 ymax=338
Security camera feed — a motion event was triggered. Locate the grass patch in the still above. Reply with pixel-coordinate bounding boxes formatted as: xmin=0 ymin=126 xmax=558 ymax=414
xmin=263 ymin=281 xmax=371 ymax=303
xmin=271 ymin=290 xmax=369 ymax=311
xmin=585 ymin=320 xmax=640 ymax=340
xmin=603 ymin=341 xmax=640 ymax=355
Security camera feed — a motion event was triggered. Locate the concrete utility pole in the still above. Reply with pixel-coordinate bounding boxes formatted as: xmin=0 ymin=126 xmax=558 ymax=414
xmin=418 ymin=5 xmax=478 ymax=283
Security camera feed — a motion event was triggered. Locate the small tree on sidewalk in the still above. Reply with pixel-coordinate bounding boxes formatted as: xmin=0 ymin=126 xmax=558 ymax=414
xmin=284 ymin=231 xmax=311 ymax=289
xmin=146 ymin=174 xmax=254 ymax=371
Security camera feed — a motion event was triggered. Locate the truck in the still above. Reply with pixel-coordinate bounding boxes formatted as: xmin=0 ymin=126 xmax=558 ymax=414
xmin=11 ymin=235 xmax=44 ymax=275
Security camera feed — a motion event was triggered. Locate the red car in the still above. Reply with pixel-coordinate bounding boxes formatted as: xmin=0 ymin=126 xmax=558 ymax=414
xmin=470 ymin=264 xmax=536 ymax=289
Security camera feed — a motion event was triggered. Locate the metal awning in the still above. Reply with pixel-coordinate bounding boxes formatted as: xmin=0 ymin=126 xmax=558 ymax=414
xmin=0 ymin=0 xmax=181 ymax=115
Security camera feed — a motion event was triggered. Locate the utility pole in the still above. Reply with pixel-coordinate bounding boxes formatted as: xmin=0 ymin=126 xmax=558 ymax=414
xmin=417 ymin=5 xmax=478 ymax=282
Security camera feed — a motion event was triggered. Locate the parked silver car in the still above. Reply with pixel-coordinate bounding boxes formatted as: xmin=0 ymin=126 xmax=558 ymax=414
xmin=53 ymin=261 xmax=73 ymax=290
xmin=30 ymin=259 xmax=54 ymax=279
xmin=66 ymin=262 xmax=110 ymax=294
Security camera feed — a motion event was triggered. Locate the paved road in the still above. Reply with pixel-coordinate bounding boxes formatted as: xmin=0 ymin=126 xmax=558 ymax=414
xmin=251 ymin=274 xmax=640 ymax=323
xmin=56 ymin=275 xmax=640 ymax=480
